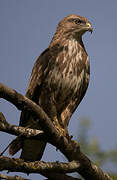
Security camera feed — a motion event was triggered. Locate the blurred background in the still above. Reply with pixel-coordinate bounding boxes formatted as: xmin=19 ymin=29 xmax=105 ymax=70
xmin=0 ymin=0 xmax=117 ymax=179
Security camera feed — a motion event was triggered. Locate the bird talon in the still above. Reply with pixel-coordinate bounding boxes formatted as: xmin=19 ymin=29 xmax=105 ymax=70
xmin=53 ymin=117 xmax=67 ymax=136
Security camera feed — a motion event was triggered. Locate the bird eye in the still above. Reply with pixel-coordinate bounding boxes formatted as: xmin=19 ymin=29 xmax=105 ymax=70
xmin=73 ymin=19 xmax=82 ymax=24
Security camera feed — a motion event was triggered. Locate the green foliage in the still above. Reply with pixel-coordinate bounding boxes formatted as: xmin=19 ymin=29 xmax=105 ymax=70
xmin=78 ymin=118 xmax=117 ymax=177
xmin=111 ymin=175 xmax=117 ymax=180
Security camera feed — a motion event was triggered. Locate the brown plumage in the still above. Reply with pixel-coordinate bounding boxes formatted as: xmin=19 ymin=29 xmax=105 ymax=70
xmin=9 ymin=14 xmax=93 ymax=161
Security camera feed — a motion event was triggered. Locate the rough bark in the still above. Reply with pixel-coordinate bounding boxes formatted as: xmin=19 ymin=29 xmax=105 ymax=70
xmin=0 ymin=156 xmax=80 ymax=174
xmin=0 ymin=112 xmax=44 ymax=140
xmin=0 ymin=156 xmax=81 ymax=180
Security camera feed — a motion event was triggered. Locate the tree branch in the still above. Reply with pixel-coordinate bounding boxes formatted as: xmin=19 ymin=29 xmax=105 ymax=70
xmin=0 ymin=115 xmax=81 ymax=180
xmin=0 ymin=156 xmax=80 ymax=175
xmin=0 ymin=174 xmax=29 ymax=180
xmin=0 ymin=112 xmax=44 ymax=140
xmin=0 ymin=114 xmax=81 ymax=180
xmin=0 ymin=82 xmax=112 ymax=180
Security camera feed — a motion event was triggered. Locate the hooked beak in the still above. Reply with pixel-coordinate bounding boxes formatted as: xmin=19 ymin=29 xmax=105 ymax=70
xmin=86 ymin=22 xmax=93 ymax=33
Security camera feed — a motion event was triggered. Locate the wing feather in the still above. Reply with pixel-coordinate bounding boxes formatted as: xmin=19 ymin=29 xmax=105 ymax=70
xmin=20 ymin=44 xmax=63 ymax=126
xmin=20 ymin=48 xmax=50 ymax=126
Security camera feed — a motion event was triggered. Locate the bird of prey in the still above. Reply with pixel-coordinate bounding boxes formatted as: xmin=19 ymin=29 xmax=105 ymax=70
xmin=9 ymin=14 xmax=93 ymax=161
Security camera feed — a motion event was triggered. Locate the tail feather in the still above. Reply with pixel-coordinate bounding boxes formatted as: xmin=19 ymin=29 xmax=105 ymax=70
xmin=20 ymin=139 xmax=46 ymax=161
xmin=9 ymin=113 xmax=46 ymax=161
xmin=9 ymin=137 xmax=22 ymax=156
xmin=9 ymin=137 xmax=46 ymax=161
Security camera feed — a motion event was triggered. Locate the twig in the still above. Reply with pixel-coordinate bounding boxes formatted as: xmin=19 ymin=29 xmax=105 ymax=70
xmin=0 ymin=112 xmax=44 ymax=139
xmin=0 ymin=82 xmax=112 ymax=180
xmin=0 ymin=112 xmax=45 ymax=156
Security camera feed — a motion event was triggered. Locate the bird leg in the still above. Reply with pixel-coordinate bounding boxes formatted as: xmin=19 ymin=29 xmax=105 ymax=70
xmin=53 ymin=117 xmax=66 ymax=136
xmin=64 ymin=126 xmax=69 ymax=138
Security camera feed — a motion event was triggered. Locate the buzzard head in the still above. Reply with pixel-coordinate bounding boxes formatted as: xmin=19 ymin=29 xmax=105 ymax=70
xmin=56 ymin=14 xmax=93 ymax=41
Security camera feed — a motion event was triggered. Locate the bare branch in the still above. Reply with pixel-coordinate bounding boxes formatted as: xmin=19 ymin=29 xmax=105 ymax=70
xmin=0 ymin=156 xmax=80 ymax=174
xmin=0 ymin=112 xmax=45 ymax=156
xmin=0 ymin=82 xmax=59 ymax=138
xmin=0 ymin=112 xmax=44 ymax=139
xmin=0 ymin=82 xmax=112 ymax=180
xmin=0 ymin=114 xmax=81 ymax=180
xmin=0 ymin=174 xmax=29 ymax=180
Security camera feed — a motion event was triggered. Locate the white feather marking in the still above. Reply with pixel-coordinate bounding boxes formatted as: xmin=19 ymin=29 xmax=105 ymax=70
xmin=68 ymin=39 xmax=78 ymax=57
xmin=47 ymin=38 xmax=89 ymax=103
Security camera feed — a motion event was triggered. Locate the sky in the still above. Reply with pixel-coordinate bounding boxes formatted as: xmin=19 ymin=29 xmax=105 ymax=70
xmin=0 ymin=0 xmax=117 ymax=179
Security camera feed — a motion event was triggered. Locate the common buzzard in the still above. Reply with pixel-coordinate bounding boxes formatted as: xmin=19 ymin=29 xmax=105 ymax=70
xmin=9 ymin=14 xmax=93 ymax=161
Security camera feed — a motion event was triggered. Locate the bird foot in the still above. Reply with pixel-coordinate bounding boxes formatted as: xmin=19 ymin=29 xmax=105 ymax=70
xmin=53 ymin=117 xmax=67 ymax=137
